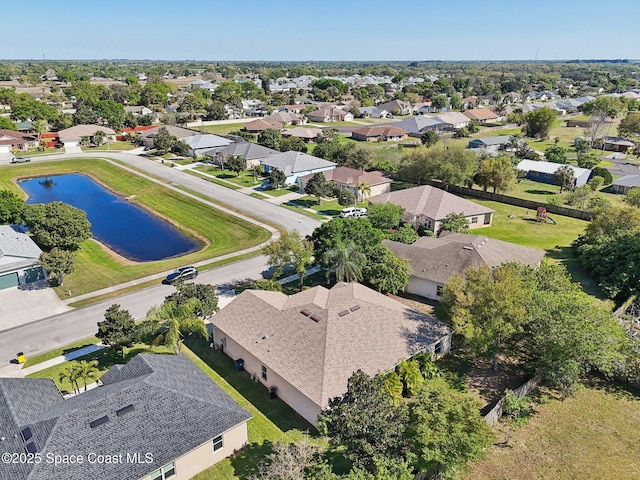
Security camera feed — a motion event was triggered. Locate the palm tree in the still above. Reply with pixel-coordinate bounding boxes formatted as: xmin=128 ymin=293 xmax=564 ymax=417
xmin=74 ymin=360 xmax=100 ymax=391
xmin=59 ymin=364 xmax=82 ymax=395
xmin=142 ymin=298 xmax=207 ymax=354
xmin=397 ymin=359 xmax=423 ymax=397
xmin=322 ymin=241 xmax=366 ymax=283
xmin=356 ymin=181 xmax=371 ymax=205
xmin=32 ymin=119 xmax=47 ymax=151
xmin=252 ymin=163 xmax=264 ymax=183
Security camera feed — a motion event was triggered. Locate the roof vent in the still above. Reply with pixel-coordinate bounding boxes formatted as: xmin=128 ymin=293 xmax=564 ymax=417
xmin=300 ymin=309 xmax=311 ymax=317
xmin=309 ymin=314 xmax=320 ymax=322
xmin=21 ymin=427 xmax=32 ymax=442
xmin=462 ymin=245 xmax=473 ymax=250
xmin=338 ymin=310 xmax=350 ymax=317
xmin=25 ymin=442 xmax=37 ymax=454
xmin=89 ymin=415 xmax=110 ymax=429
xmin=350 ymin=305 xmax=361 ymax=312
xmin=115 ymin=404 xmax=135 ymax=417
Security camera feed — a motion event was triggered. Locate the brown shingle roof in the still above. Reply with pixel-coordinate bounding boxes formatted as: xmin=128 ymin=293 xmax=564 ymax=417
xmin=281 ymin=127 xmax=323 ymax=140
xmin=368 ymin=185 xmax=493 ymax=220
xmin=57 ymin=124 xmax=116 ymax=142
xmin=351 ymin=125 xmax=408 ymax=137
xmin=299 ymin=166 xmax=390 ymax=187
xmin=463 ymin=108 xmax=499 ymax=121
xmin=244 ymin=118 xmax=283 ymax=132
xmin=212 ymin=282 xmax=452 ymax=407
xmin=383 ymin=233 xmax=545 ymax=284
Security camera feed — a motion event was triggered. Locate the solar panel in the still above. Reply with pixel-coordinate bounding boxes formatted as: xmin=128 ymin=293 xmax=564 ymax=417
xmin=25 ymin=442 xmax=37 ymax=454
xmin=89 ymin=415 xmax=110 ymax=428
xmin=338 ymin=310 xmax=350 ymax=317
xmin=21 ymin=427 xmax=32 ymax=442
xmin=116 ymin=404 xmax=135 ymax=417
xmin=350 ymin=305 xmax=361 ymax=312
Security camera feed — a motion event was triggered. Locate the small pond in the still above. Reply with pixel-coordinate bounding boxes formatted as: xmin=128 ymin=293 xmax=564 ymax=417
xmin=19 ymin=174 xmax=203 ymax=262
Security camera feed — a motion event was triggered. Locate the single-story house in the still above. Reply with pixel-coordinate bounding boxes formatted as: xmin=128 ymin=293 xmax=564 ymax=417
xmin=357 ymin=106 xmax=390 ymax=118
xmin=414 ymin=101 xmax=434 ymax=114
xmin=468 ymin=135 xmax=513 ymax=150
xmin=260 ymin=151 xmax=336 ymax=185
xmin=0 ymin=129 xmax=38 ymax=151
xmin=433 ymin=112 xmax=471 ymax=130
xmin=0 ymin=353 xmax=251 ymax=480
xmin=243 ymin=118 xmax=283 ymax=133
xmin=0 ymin=225 xmax=45 ymax=290
xmin=281 ymin=127 xmax=324 ymax=142
xmin=351 ymin=125 xmax=408 ymax=142
xmin=138 ymin=125 xmax=199 ymax=148
xmin=390 ymin=116 xmax=446 ymax=136
xmin=611 ymin=174 xmax=640 ymax=194
xmin=595 ymin=136 xmax=636 ymax=153
xmin=212 ymin=282 xmax=453 ymax=426
xmin=265 ymin=111 xmax=304 ymax=126
xmin=463 ymin=108 xmax=500 ymax=123
xmin=278 ymin=104 xmax=309 ymax=114
xmin=57 ymin=125 xmax=116 ymax=148
xmin=204 ymin=142 xmax=279 ymax=169
xmin=383 ymin=232 xmax=546 ymax=300
xmin=368 ymin=185 xmax=494 ymax=233
xmin=462 ymin=96 xmax=479 ymax=109
xmin=124 ymin=105 xmax=153 ymax=116
xmin=183 ymin=133 xmax=233 ymax=157
xmin=306 ymin=107 xmax=353 ymax=123
xmin=516 ymin=159 xmax=591 ymax=187
xmin=299 ymin=166 xmax=391 ymax=201
xmin=377 ymin=99 xmax=413 ymax=116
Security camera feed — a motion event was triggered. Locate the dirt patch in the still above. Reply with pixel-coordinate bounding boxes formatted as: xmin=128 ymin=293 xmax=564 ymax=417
xmin=466 ymin=355 xmax=529 ymax=414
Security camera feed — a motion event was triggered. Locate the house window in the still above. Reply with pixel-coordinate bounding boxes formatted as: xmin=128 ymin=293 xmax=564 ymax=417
xmin=212 ymin=435 xmax=224 ymax=452
xmin=150 ymin=462 xmax=176 ymax=480
xmin=261 ymin=365 xmax=267 ymax=381
xmin=425 ymin=219 xmax=432 ymax=230
xmin=221 ymin=337 xmax=226 ymax=349
xmin=434 ymin=341 xmax=443 ymax=355
xmin=471 ymin=217 xmax=478 ymax=224
xmin=544 ymin=173 xmax=553 ymax=178
xmin=436 ymin=285 xmax=444 ymax=297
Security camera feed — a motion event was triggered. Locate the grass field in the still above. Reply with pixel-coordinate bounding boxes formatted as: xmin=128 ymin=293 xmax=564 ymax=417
xmin=505 ymin=179 xmax=626 ymax=209
xmin=1 ymin=159 xmax=270 ymax=297
xmin=82 ymin=141 xmax=136 ymax=151
xmin=194 ymin=165 xmax=262 ymax=188
xmin=195 ymin=123 xmax=247 ymax=135
xmin=184 ymin=168 xmax=242 ymax=189
xmin=465 ymin=382 xmax=640 ymax=480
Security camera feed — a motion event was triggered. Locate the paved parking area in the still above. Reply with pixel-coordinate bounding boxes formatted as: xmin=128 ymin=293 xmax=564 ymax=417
xmin=0 ymin=282 xmax=71 ymax=332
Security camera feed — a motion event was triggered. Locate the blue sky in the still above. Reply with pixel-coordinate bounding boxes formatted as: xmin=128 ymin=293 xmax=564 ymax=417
xmin=2 ymin=0 xmax=638 ymax=61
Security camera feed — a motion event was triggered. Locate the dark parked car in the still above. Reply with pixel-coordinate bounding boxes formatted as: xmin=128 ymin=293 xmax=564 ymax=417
xmin=11 ymin=156 xmax=31 ymax=163
xmin=165 ymin=266 xmax=198 ymax=284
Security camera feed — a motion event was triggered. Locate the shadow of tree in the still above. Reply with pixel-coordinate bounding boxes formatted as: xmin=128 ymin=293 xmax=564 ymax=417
xmin=228 ymin=440 xmax=273 ymax=479
xmin=545 ymin=246 xmax=603 ymax=298
xmin=525 ymin=189 xmax=558 ymax=196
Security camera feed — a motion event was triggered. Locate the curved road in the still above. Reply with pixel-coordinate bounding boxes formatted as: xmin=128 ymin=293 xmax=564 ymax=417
xmin=0 ymin=151 xmax=321 ymax=364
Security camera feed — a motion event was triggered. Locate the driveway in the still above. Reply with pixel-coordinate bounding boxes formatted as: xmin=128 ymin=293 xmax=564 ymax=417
xmin=0 ymin=282 xmax=71 ymax=332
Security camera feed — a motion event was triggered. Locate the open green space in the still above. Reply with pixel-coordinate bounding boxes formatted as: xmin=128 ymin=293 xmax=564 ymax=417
xmin=184 ymin=168 xmax=242 ymax=189
xmin=261 ymin=185 xmax=299 ymax=197
xmin=1 ymin=159 xmax=270 ymax=297
xmin=194 ymin=123 xmax=247 ymax=135
xmin=82 ymin=141 xmax=136 ymax=151
xmin=194 ymin=165 xmax=262 ymax=188
xmin=465 ymin=382 xmax=640 ymax=480
xmin=504 ymin=179 xmax=626 ymax=209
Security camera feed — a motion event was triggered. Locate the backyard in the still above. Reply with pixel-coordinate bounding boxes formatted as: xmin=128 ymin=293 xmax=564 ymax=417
xmin=0 ymin=159 xmax=271 ymax=297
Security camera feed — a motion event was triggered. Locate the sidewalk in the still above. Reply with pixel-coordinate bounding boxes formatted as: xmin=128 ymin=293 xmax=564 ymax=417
xmin=0 ymin=343 xmax=106 ymax=378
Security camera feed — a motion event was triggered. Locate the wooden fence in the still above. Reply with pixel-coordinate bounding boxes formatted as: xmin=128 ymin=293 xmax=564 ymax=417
xmin=483 ymin=377 xmax=539 ymax=426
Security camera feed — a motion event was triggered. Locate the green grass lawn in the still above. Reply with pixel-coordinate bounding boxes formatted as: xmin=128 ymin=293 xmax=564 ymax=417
xmin=468 ymin=198 xmax=601 ymax=297
xmin=505 ymin=179 xmax=626 ymax=210
xmin=291 ymin=195 xmax=367 ymax=217
xmin=250 ymin=192 xmax=268 ymax=199
xmin=194 ymin=165 xmax=262 ymax=188
xmin=184 ymin=169 xmax=243 ymax=189
xmin=465 ymin=382 xmax=640 ymax=480
xmin=1 ymin=159 xmax=270 ymax=297
xmin=22 ymin=336 xmax=101 ymax=368
xmin=82 ymin=141 xmax=136 ymax=151
xmin=27 ymin=341 xmax=174 ymax=393
xmin=261 ymin=185 xmax=299 ymax=197
xmin=280 ymin=203 xmax=328 ymax=221
xmin=195 ymin=123 xmax=247 ymax=135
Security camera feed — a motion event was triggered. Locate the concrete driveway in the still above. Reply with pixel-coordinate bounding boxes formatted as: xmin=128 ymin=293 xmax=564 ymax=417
xmin=0 ymin=282 xmax=71 ymax=332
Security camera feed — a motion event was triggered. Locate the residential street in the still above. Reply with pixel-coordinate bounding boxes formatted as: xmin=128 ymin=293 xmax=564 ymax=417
xmin=0 ymin=151 xmax=322 ymax=366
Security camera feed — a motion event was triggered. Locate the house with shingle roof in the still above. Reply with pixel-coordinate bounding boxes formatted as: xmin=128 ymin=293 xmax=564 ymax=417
xmin=243 ymin=118 xmax=283 ymax=133
xmin=281 ymin=127 xmax=324 ymax=142
xmin=265 ymin=111 xmax=304 ymax=126
xmin=260 ymin=151 xmax=336 ymax=185
xmin=377 ymin=99 xmax=413 ymax=116
xmin=182 ymin=134 xmax=233 ymax=157
xmin=463 ymin=108 xmax=500 ymax=123
xmin=433 ymin=112 xmax=471 ymax=130
xmin=204 ymin=142 xmax=280 ymax=169
xmin=212 ymin=282 xmax=453 ymax=426
xmin=306 ymin=106 xmax=353 ymax=123
xmin=383 ymin=232 xmax=545 ymax=300
xmin=516 ymin=159 xmax=591 ymax=187
xmin=0 ymin=225 xmax=45 ymax=290
xmin=390 ymin=116 xmax=446 ymax=136
xmin=0 ymin=129 xmax=38 ymax=151
xmin=351 ymin=125 xmax=408 ymax=142
xmin=468 ymin=135 xmax=514 ymax=150
xmin=298 ymin=166 xmax=391 ymax=201
xmin=368 ymin=185 xmax=494 ymax=233
xmin=138 ymin=125 xmax=199 ymax=149
xmin=611 ymin=174 xmax=640 ymax=194
xmin=57 ymin=125 xmax=116 ymax=147
xmin=0 ymin=354 xmax=251 ymax=480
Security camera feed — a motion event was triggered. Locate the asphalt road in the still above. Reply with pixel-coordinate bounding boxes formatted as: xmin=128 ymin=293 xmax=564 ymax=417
xmin=0 ymin=151 xmax=322 ymax=363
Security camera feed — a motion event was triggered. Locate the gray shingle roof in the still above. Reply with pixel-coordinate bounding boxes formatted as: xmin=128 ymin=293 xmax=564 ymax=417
xmin=383 ymin=233 xmax=546 ymax=284
xmin=203 ymin=142 xmax=280 ymax=160
xmin=212 ymin=282 xmax=452 ymax=408
xmin=612 ymin=174 xmax=640 ymax=188
xmin=0 ymin=354 xmax=251 ymax=480
xmin=260 ymin=151 xmax=336 ymax=177
xmin=368 ymin=185 xmax=493 ymax=221
xmin=0 ymin=225 xmax=42 ymax=274
xmin=390 ymin=116 xmax=444 ymax=134
xmin=183 ymin=134 xmax=233 ymax=149
xmin=139 ymin=125 xmax=199 ymax=139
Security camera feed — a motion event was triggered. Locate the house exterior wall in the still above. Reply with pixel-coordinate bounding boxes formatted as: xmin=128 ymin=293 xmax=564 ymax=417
xmin=406 ymin=276 xmax=441 ymax=301
xmin=214 ymin=328 xmax=322 ymax=426
xmin=406 ymin=212 xmax=491 ymax=232
xmin=138 ymin=423 xmax=248 ymax=480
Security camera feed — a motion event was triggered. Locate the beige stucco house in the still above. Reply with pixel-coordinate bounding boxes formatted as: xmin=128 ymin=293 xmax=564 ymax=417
xmin=212 ymin=282 xmax=453 ymax=426
xmin=383 ymin=232 xmax=546 ymax=300
xmin=298 ymin=166 xmax=391 ymax=201
xmin=368 ymin=185 xmax=494 ymax=233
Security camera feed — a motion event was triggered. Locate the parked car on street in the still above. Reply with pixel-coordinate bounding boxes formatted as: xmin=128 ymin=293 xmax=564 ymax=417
xmin=340 ymin=207 xmax=367 ymax=218
xmin=165 ymin=266 xmax=198 ymax=284
xmin=11 ymin=156 xmax=31 ymax=163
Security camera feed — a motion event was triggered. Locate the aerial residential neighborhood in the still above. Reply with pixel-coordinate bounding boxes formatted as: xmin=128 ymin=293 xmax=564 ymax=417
xmin=1 ymin=1 xmax=639 ymax=479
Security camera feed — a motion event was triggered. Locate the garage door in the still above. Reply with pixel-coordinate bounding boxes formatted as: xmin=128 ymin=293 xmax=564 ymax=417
xmin=0 ymin=272 xmax=19 ymax=290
